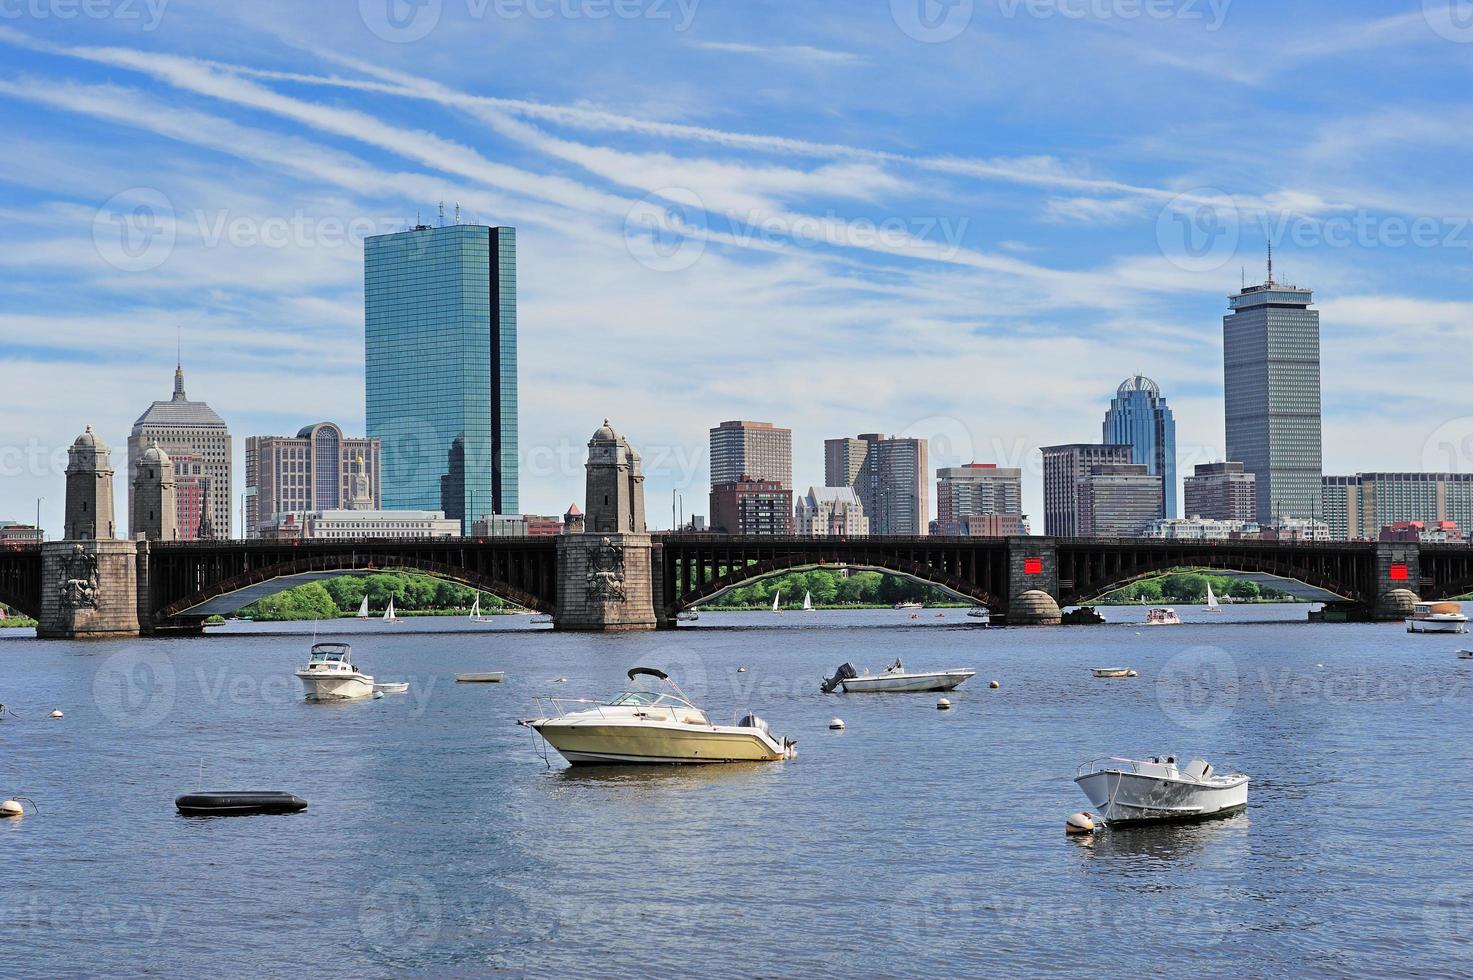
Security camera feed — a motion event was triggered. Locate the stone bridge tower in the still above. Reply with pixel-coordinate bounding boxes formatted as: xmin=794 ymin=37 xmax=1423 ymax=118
xmin=554 ymin=420 xmax=657 ymax=631
xmin=130 ymin=440 xmax=178 ymax=541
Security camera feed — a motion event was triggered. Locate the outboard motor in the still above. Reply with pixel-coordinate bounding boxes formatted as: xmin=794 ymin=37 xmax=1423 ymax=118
xmin=820 ymin=662 xmax=859 ymax=694
xmin=737 ymin=713 xmax=770 ymax=734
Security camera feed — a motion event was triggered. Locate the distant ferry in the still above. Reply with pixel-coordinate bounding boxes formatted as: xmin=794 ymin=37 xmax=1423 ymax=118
xmin=1145 ymin=607 xmax=1182 ymax=626
xmin=1407 ymin=602 xmax=1467 ymax=634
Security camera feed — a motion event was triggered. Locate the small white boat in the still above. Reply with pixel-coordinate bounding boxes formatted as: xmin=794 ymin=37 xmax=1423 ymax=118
xmin=894 ymin=601 xmax=923 ymax=610
xmin=296 ymin=642 xmax=375 ymax=700
xmin=802 ymin=591 xmax=814 ymax=612
xmin=469 ymin=593 xmax=498 ymax=624
xmin=355 ymin=596 xmax=370 ymax=620
xmin=374 ymin=682 xmax=409 ymax=694
xmin=821 ymin=658 xmax=975 ymax=693
xmin=530 ymin=614 xmax=554 ymax=626
xmin=1204 ymin=584 xmax=1223 ymax=613
xmin=1091 ymin=667 xmax=1138 ymax=678
xmin=456 ymin=672 xmax=505 ymax=683
xmin=1407 ymin=602 xmax=1468 ymax=634
xmin=383 ymin=598 xmax=402 ymax=624
xmin=966 ymin=607 xmax=991 ymax=623
xmin=1075 ymin=755 xmax=1248 ymax=826
xmin=677 ymin=609 xmax=700 ymax=622
xmin=522 ymin=667 xmax=795 ymax=765
xmin=1457 ymin=649 xmax=1473 ymax=660
xmin=1145 ymin=607 xmax=1181 ymax=626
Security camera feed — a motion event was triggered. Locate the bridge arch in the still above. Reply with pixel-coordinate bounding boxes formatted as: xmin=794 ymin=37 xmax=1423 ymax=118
xmin=0 ymin=586 xmax=40 ymax=621
xmin=1064 ymin=556 xmax=1358 ymax=606
xmin=156 ymin=556 xmax=552 ymax=621
xmin=670 ymin=555 xmax=999 ymax=613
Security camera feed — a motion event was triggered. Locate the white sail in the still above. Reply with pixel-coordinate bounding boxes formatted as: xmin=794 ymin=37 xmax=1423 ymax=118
xmin=356 ymin=596 xmax=369 ymax=619
xmin=1206 ymin=584 xmax=1221 ymax=611
xmin=469 ymin=594 xmax=481 ymax=619
xmin=803 ymin=590 xmax=813 ymax=611
xmin=772 ymin=590 xmax=781 ymax=612
xmin=384 ymin=598 xmax=396 ymax=622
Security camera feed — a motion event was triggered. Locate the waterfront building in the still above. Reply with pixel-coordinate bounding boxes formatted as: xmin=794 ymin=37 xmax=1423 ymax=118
xmin=259 ymin=509 xmax=459 ymax=541
xmin=711 ymin=476 xmax=792 ymax=535
xmin=935 ymin=463 xmax=1024 ymax=537
xmin=1224 ymin=263 xmax=1322 ymax=523
xmin=245 ymin=423 xmax=381 ymax=537
xmin=129 ymin=440 xmax=178 ymax=541
xmin=64 ymin=427 xmax=116 ymax=540
xmin=1102 ymin=376 xmax=1177 ymax=517
xmin=1077 ymin=463 xmax=1164 ymax=538
xmin=1184 ymin=462 xmax=1257 ymax=523
xmin=1380 ymin=520 xmax=1463 ymax=543
xmin=1320 ymin=472 xmax=1473 ymax=540
xmin=1040 ymin=444 xmax=1133 ymax=536
xmin=1142 ymin=517 xmax=1260 ymax=540
xmin=0 ymin=522 xmax=42 ymax=544
xmin=1259 ymin=517 xmax=1331 ymax=541
xmin=471 ymin=514 xmax=565 ymax=537
xmin=365 ymin=222 xmax=518 ymax=530
xmin=130 ymin=364 xmax=231 ymax=539
xmin=793 ymin=486 xmax=869 ymax=537
xmin=825 ymin=433 xmax=929 ymax=535
xmin=710 ymin=421 xmax=792 ymax=490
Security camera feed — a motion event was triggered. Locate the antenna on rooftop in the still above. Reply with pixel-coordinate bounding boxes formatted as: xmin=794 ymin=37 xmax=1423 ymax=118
xmin=1267 ymin=240 xmax=1274 ymax=286
xmin=454 ymin=202 xmax=461 ymax=225
xmin=438 ymin=201 xmax=445 ymax=227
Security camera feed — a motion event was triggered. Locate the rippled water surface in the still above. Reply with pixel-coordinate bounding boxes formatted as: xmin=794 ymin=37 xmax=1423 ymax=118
xmin=3 ymin=605 xmax=1472 ymax=977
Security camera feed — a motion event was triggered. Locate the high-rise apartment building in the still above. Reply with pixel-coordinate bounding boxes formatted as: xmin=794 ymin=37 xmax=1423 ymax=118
xmin=1184 ymin=462 xmax=1257 ymax=522
xmin=710 ymin=421 xmax=792 ymax=490
xmin=366 ymin=222 xmax=517 ymax=531
xmin=1103 ymin=375 xmax=1177 ymax=517
xmin=1224 ymin=263 xmax=1322 ymax=523
xmin=710 ymin=477 xmax=792 ymax=535
xmin=1040 ymin=444 xmax=1133 ymax=536
xmin=245 ymin=423 xmax=381 ymax=537
xmin=130 ymin=365 xmax=231 ymax=539
xmin=934 ymin=464 xmax=1024 ymax=537
xmin=793 ymin=486 xmax=869 ymax=537
xmin=825 ymin=433 xmax=929 ymax=535
xmin=1321 ymin=473 xmax=1473 ymax=540
xmin=1077 ymin=463 xmax=1164 ymax=538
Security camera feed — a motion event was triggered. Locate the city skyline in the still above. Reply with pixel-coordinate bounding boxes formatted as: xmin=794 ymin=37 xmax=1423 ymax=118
xmin=5 ymin=7 xmax=1473 ymax=535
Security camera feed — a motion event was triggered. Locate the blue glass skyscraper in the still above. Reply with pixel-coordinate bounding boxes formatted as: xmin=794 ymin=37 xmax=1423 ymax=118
xmin=365 ymin=223 xmax=518 ymax=530
xmin=1102 ymin=375 xmax=1176 ymax=518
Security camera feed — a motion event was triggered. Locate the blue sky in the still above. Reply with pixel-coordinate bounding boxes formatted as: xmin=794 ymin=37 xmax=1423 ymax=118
xmin=2 ymin=0 xmax=1472 ymax=533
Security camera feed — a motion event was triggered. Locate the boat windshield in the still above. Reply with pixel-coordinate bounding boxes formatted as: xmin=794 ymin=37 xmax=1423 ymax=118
xmin=309 ymin=643 xmax=351 ymax=662
xmin=609 ymin=690 xmax=693 ymax=709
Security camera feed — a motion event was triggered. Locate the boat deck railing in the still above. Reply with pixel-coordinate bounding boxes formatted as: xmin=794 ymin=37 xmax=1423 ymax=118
xmin=1076 ymin=757 xmax=1194 ymax=781
xmin=532 ymin=697 xmax=711 ymax=726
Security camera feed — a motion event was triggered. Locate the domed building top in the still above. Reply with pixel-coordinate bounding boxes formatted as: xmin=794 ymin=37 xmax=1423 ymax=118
xmin=1117 ymin=375 xmax=1161 ymax=398
xmin=592 ymin=419 xmax=619 ymax=442
xmin=73 ymin=425 xmax=107 ymax=451
xmin=138 ymin=439 xmax=171 ymax=465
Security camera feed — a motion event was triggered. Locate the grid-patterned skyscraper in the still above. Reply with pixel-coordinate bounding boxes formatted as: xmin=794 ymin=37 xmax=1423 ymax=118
xmin=1223 ymin=264 xmax=1322 ymax=523
xmin=709 ymin=421 xmax=792 ymax=490
xmin=1102 ymin=375 xmax=1177 ymax=518
xmin=130 ymin=365 xmax=231 ymax=540
xmin=365 ymin=223 xmax=517 ymax=530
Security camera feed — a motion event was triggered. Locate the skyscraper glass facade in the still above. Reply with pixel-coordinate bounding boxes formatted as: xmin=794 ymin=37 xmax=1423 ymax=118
xmin=1224 ymin=278 xmax=1322 ymax=523
xmin=1102 ymin=375 xmax=1177 ymax=518
xmin=365 ymin=224 xmax=517 ymax=530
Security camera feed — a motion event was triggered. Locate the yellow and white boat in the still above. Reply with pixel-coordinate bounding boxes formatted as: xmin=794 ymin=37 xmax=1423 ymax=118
xmin=522 ymin=667 xmax=796 ymax=765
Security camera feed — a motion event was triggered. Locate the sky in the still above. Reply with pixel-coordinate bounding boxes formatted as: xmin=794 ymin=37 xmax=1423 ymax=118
xmin=2 ymin=0 xmax=1472 ymax=535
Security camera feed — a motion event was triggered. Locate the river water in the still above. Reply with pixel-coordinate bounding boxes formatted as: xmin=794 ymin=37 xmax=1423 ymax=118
xmin=2 ymin=604 xmax=1471 ymax=977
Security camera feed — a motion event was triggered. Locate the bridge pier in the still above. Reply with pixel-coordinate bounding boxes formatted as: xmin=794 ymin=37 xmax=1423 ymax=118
xmin=1370 ymin=544 xmax=1420 ymax=622
xmin=36 ymin=540 xmax=141 ymax=639
xmin=1004 ymin=538 xmax=1062 ymax=626
xmin=554 ymin=533 xmax=658 ymax=632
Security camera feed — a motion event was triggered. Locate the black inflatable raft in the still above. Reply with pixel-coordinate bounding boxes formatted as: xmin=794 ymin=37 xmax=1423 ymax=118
xmin=175 ymin=792 xmax=308 ymax=816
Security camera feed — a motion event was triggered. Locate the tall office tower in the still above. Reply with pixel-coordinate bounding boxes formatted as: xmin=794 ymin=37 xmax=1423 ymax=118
xmin=1184 ymin=462 xmax=1258 ymax=522
xmin=1224 ymin=257 xmax=1322 ymax=523
xmin=366 ymin=222 xmax=517 ymax=531
xmin=130 ymin=364 xmax=232 ymax=539
xmin=934 ymin=464 xmax=1025 ymax=537
xmin=1040 ymin=444 xmax=1133 ymax=536
xmin=1102 ymin=375 xmax=1177 ymax=517
xmin=1077 ymin=463 xmax=1164 ymax=538
xmin=710 ymin=421 xmax=793 ymax=490
xmin=245 ymin=423 xmax=381 ymax=537
xmin=826 ymin=433 xmax=929 ymax=535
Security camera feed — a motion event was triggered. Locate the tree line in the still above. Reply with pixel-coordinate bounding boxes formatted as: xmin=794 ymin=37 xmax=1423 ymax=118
xmin=238 ymin=573 xmax=508 ymax=621
xmin=710 ymin=570 xmax=952 ymax=609
xmin=1097 ymin=573 xmax=1292 ymax=604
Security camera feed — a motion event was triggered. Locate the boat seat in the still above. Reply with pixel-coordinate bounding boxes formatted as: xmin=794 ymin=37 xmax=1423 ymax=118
xmin=1183 ymin=759 xmax=1213 ymax=781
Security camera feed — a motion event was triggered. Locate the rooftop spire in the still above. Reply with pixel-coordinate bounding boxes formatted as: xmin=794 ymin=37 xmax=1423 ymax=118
xmin=172 ymin=363 xmax=186 ymax=401
xmin=1267 ymin=240 xmax=1274 ymax=286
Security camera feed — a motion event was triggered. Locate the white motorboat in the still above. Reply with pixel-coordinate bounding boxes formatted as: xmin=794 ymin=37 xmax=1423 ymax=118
xmin=456 ymin=672 xmax=505 ymax=683
xmin=1204 ymin=584 xmax=1223 ymax=612
xmin=522 ymin=667 xmax=796 ymax=765
xmin=383 ymin=598 xmax=402 ymax=624
xmin=530 ymin=614 xmax=554 ymax=625
xmin=1457 ymin=650 xmax=1473 ymax=660
xmin=355 ymin=596 xmax=370 ymax=620
xmin=1407 ymin=602 xmax=1467 ymax=634
xmin=374 ymin=681 xmax=409 ymax=694
xmin=966 ymin=607 xmax=991 ymax=623
xmin=1145 ymin=607 xmax=1181 ymax=625
xmin=296 ymin=642 xmax=375 ymax=701
xmin=1075 ymin=755 xmax=1249 ymax=826
xmin=894 ymin=601 xmax=923 ymax=610
xmin=677 ymin=609 xmax=700 ymax=622
xmin=1091 ymin=667 xmax=1138 ymax=678
xmin=821 ymin=658 xmax=975 ymax=693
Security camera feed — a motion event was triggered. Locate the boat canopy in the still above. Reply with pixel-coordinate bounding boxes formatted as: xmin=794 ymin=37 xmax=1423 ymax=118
xmin=309 ymin=642 xmax=352 ymax=661
xmin=627 ymin=667 xmax=669 ymax=681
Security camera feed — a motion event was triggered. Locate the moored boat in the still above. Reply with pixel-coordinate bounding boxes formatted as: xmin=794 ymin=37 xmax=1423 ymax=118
xmin=894 ymin=601 xmax=923 ymax=610
xmin=1074 ymin=755 xmax=1248 ymax=826
xmin=821 ymin=658 xmax=975 ymax=693
xmin=1091 ymin=667 xmax=1138 ymax=678
xmin=175 ymin=791 xmax=308 ymax=817
xmin=523 ymin=667 xmax=795 ymax=765
xmin=456 ymin=672 xmax=505 ymax=683
xmin=1407 ymin=601 xmax=1467 ymax=634
xmin=296 ymin=642 xmax=375 ymax=700
xmin=1145 ymin=607 xmax=1181 ymax=626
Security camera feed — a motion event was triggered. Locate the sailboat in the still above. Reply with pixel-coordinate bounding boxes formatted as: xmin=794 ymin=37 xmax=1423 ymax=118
xmin=772 ymin=590 xmax=782 ymax=613
xmin=803 ymin=590 xmax=814 ymax=612
xmin=1205 ymin=583 xmax=1223 ymax=613
xmin=356 ymin=596 xmax=369 ymax=619
xmin=469 ymin=593 xmax=497 ymax=624
xmin=383 ymin=598 xmax=402 ymax=624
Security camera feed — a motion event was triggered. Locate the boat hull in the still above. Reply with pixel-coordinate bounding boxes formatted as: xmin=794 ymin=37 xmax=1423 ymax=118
xmin=1407 ymin=618 xmax=1467 ymax=633
xmin=532 ymin=721 xmax=787 ymax=765
xmin=840 ymin=671 xmax=975 ymax=693
xmin=1075 ymin=770 xmax=1248 ymax=826
xmin=296 ymin=671 xmax=375 ymax=700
